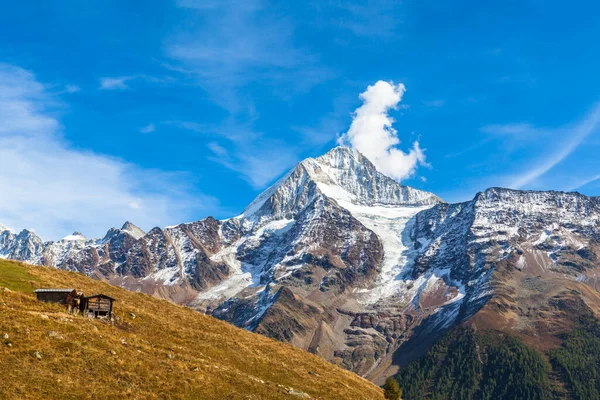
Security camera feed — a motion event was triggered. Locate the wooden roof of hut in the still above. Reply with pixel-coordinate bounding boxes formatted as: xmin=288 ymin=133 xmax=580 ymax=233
xmin=34 ymin=288 xmax=76 ymax=293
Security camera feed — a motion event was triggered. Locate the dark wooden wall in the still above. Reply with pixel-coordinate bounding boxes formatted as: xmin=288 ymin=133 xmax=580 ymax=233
xmin=36 ymin=292 xmax=70 ymax=304
xmin=81 ymin=296 xmax=114 ymax=317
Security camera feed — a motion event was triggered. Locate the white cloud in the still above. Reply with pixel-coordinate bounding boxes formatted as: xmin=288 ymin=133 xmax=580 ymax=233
xmin=0 ymin=63 xmax=219 ymax=239
xmin=99 ymin=76 xmax=132 ymax=90
xmin=140 ymin=123 xmax=155 ymax=133
xmin=338 ymin=80 xmax=427 ymax=181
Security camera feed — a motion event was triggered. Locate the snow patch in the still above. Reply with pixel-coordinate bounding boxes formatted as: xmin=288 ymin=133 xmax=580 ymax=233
xmin=61 ymin=234 xmax=87 ymax=242
xmin=344 ymin=201 xmax=430 ymax=304
xmin=196 ymin=219 xmax=295 ymax=302
xmin=144 ymin=267 xmax=180 ymax=285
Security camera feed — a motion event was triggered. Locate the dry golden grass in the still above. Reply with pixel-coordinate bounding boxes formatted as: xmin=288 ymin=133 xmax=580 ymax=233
xmin=0 ymin=260 xmax=383 ymax=400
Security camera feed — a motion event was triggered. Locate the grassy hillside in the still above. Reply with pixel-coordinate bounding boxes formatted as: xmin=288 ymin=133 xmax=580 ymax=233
xmin=0 ymin=260 xmax=383 ymax=400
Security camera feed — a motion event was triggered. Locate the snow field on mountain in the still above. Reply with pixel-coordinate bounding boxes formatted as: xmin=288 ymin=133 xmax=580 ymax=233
xmin=335 ymin=200 xmax=429 ymax=304
xmin=195 ymin=218 xmax=294 ymax=302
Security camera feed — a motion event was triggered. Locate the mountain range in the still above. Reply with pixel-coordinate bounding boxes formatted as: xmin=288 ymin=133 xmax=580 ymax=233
xmin=2 ymin=146 xmax=600 ymax=389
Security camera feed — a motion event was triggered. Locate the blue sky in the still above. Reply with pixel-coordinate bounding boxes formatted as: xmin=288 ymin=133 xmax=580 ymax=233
xmin=1 ymin=0 xmax=600 ymax=239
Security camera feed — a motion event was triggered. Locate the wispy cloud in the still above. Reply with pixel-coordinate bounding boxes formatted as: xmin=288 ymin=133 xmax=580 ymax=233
xmin=480 ymin=123 xmax=536 ymax=135
xmin=99 ymin=76 xmax=132 ymax=90
xmin=166 ymin=0 xmax=332 ymax=113
xmin=568 ymin=174 xmax=600 ymax=192
xmin=506 ymin=104 xmax=600 ymax=189
xmin=424 ymin=99 xmax=445 ymax=108
xmin=292 ymin=91 xmax=356 ymax=148
xmin=312 ymin=0 xmax=403 ymax=38
xmin=175 ymin=120 xmax=299 ymax=189
xmin=163 ymin=1 xmax=332 ymax=188
xmin=169 ymin=120 xmax=213 ymax=134
xmin=140 ymin=123 xmax=155 ymax=133
xmin=0 ymin=63 xmax=220 ymax=239
xmin=293 ymin=114 xmax=345 ymax=148
xmin=65 ymin=84 xmax=80 ymax=93
xmin=99 ymin=74 xmax=168 ymax=91
xmin=207 ymin=142 xmax=227 ymax=157
xmin=206 ymin=140 xmax=298 ymax=189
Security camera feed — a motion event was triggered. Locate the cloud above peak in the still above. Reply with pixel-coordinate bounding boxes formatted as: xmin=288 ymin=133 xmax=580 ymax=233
xmin=338 ymin=80 xmax=427 ymax=181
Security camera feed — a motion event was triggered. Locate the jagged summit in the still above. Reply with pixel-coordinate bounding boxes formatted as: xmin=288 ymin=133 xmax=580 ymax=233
xmin=16 ymin=229 xmax=39 ymax=238
xmin=62 ymin=232 xmax=87 ymax=241
xmin=121 ymin=221 xmax=145 ymax=239
xmin=477 ymin=186 xmax=599 ymax=202
xmin=308 ymin=146 xmax=442 ymax=207
xmin=121 ymin=221 xmax=136 ymax=230
xmin=99 ymin=221 xmax=146 ymax=244
xmin=0 ymin=223 xmax=11 ymax=233
xmin=312 ymin=145 xmax=372 ymax=169
xmin=242 ymin=146 xmax=442 ymax=219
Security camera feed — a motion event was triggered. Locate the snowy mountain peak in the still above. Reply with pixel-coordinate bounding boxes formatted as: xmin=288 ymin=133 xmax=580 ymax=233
xmin=121 ymin=221 xmax=136 ymax=230
xmin=312 ymin=145 xmax=374 ymax=171
xmin=62 ymin=232 xmax=87 ymax=241
xmin=121 ymin=221 xmax=145 ymax=239
xmin=304 ymin=146 xmax=442 ymax=207
xmin=17 ymin=229 xmax=39 ymax=238
xmin=242 ymin=146 xmax=442 ymax=220
xmin=0 ymin=223 xmax=11 ymax=233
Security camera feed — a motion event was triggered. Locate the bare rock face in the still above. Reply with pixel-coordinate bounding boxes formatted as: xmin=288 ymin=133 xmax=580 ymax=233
xmin=0 ymin=229 xmax=44 ymax=261
xmin=118 ymin=227 xmax=176 ymax=278
xmin=115 ymin=218 xmax=229 ymax=292
xmin=254 ymin=287 xmax=325 ymax=342
xmin=4 ymin=147 xmax=600 ymax=384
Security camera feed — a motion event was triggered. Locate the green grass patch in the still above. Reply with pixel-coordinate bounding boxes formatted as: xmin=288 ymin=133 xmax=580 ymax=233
xmin=0 ymin=260 xmax=40 ymax=292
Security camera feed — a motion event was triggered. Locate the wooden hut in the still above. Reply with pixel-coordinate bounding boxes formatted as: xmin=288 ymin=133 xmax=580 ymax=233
xmin=34 ymin=288 xmax=78 ymax=305
xmin=80 ymin=294 xmax=115 ymax=318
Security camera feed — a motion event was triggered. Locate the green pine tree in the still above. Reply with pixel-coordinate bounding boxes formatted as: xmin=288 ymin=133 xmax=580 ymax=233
xmin=384 ymin=377 xmax=402 ymax=400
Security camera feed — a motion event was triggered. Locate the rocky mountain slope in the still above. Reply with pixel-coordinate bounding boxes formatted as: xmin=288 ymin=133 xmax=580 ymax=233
xmin=2 ymin=146 xmax=600 ymax=386
xmin=0 ymin=259 xmax=384 ymax=399
xmin=383 ymin=188 xmax=600 ymax=382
